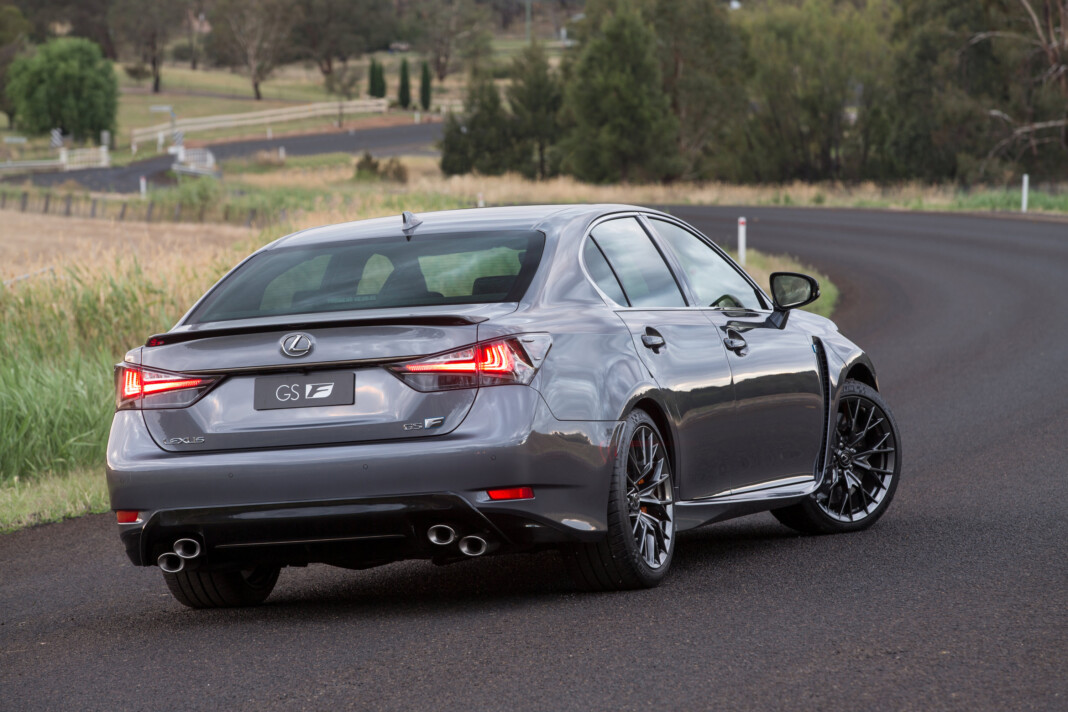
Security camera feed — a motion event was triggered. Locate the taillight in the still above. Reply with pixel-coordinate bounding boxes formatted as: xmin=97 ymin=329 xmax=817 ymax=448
xmin=115 ymin=364 xmax=218 ymax=410
xmin=486 ymin=487 xmax=534 ymax=501
xmin=389 ymin=335 xmax=551 ymax=392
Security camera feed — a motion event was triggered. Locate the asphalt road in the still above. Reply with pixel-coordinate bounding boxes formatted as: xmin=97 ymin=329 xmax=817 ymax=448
xmin=1 ymin=208 xmax=1065 ymax=711
xmin=8 ymin=122 xmax=443 ymax=194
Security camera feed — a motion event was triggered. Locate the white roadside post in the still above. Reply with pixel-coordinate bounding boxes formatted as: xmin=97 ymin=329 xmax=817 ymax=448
xmin=140 ymin=176 xmax=147 ymax=198
xmin=1021 ymin=173 xmax=1029 ymax=213
xmin=738 ymin=216 xmax=747 ymax=267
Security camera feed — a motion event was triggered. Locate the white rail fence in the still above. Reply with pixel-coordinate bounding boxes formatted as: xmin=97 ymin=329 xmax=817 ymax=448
xmin=0 ymin=146 xmax=110 ymax=174
xmin=131 ymin=98 xmax=390 ymax=153
xmin=171 ymin=147 xmax=218 ymax=177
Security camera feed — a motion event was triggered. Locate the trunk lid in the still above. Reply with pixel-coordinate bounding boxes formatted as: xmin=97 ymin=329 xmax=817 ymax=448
xmin=140 ymin=305 xmax=512 ymax=453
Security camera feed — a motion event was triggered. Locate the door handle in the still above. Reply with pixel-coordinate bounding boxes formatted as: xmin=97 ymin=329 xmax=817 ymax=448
xmin=642 ymin=333 xmax=666 ymax=350
xmin=724 ymin=336 xmax=748 ymax=354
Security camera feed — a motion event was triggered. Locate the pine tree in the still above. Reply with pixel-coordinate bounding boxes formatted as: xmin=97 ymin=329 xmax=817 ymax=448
xmin=440 ymin=74 xmax=516 ymax=176
xmin=398 ymin=58 xmax=411 ymax=109
xmin=368 ymin=59 xmax=387 ymax=98
xmin=377 ymin=61 xmax=387 ymax=98
xmin=367 ymin=59 xmax=377 ymax=96
xmin=419 ymin=61 xmax=432 ymax=111
xmin=560 ymin=7 xmax=680 ymax=182
xmin=507 ymin=42 xmax=562 ymax=179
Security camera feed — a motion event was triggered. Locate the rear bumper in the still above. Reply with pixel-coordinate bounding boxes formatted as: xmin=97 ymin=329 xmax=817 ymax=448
xmin=107 ymin=386 xmax=623 ymax=566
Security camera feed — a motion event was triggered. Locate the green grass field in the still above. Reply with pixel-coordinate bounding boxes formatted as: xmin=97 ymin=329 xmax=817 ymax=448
xmin=117 ymin=63 xmax=333 ymax=102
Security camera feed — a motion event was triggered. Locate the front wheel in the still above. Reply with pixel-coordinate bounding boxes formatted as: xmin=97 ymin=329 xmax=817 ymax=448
xmin=774 ymin=379 xmax=901 ymax=535
xmin=564 ymin=409 xmax=676 ymax=591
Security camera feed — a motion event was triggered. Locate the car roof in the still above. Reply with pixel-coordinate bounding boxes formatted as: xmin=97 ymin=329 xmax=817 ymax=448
xmin=271 ymin=204 xmax=672 ymax=249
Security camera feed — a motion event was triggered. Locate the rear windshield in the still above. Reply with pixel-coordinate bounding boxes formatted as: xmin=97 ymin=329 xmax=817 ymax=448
xmin=188 ymin=231 xmax=545 ymax=324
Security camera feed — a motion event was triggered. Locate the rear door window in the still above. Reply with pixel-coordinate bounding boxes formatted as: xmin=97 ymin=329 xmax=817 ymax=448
xmin=589 ymin=218 xmax=686 ymax=308
xmin=189 ymin=231 xmax=545 ymax=324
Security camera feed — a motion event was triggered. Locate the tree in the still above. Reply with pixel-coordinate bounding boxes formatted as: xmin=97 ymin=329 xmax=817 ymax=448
xmin=368 ymin=58 xmax=387 ymax=98
xmin=110 ymin=0 xmax=187 ymax=93
xmin=0 ymin=3 xmax=32 ymax=128
xmin=732 ymin=0 xmax=893 ymax=182
xmin=507 ymin=42 xmax=562 ymax=179
xmin=398 ymin=57 xmax=411 ymax=108
xmin=652 ymin=0 xmax=749 ymax=179
xmin=419 ymin=59 xmax=431 ymax=110
xmin=212 ymin=0 xmax=296 ymax=100
xmin=559 ymin=5 xmax=680 ymax=182
xmin=17 ymin=0 xmax=119 ymax=59
xmin=440 ymin=73 xmax=516 ymax=175
xmin=410 ymin=0 xmax=489 ymax=81
xmin=971 ymin=0 xmax=1068 ymax=177
xmin=325 ymin=63 xmax=362 ymax=124
xmin=184 ymin=0 xmax=213 ymax=70
xmin=883 ymin=0 xmax=1003 ymax=182
xmin=6 ymin=37 xmax=117 ymax=141
xmin=292 ymin=0 xmax=394 ymax=77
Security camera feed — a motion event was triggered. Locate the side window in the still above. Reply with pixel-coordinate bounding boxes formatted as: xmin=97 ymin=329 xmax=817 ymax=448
xmin=582 ymin=238 xmax=628 ymax=305
xmin=649 ymin=219 xmax=764 ymax=310
xmin=590 ymin=218 xmax=686 ymax=308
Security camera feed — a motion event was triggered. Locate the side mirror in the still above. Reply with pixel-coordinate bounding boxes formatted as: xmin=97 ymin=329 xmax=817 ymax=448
xmin=770 ymin=272 xmax=820 ymax=311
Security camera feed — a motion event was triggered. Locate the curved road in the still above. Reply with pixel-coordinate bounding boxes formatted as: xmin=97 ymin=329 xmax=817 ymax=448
xmin=9 ymin=122 xmax=443 ymax=194
xmin=1 ymin=208 xmax=1065 ymax=711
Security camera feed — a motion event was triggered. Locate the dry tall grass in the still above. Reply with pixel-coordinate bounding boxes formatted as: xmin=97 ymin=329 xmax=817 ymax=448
xmin=236 ymin=155 xmax=1051 ymax=212
xmin=0 ymin=210 xmax=254 ymax=283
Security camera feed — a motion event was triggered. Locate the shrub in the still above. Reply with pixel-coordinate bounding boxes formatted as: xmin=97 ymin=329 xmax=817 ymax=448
xmin=7 ymin=38 xmax=118 ymax=141
xmin=170 ymin=41 xmax=194 ymax=62
xmin=123 ymin=63 xmax=152 ymax=82
xmin=354 ymin=151 xmax=380 ymax=180
xmin=353 ymin=151 xmax=407 ymax=182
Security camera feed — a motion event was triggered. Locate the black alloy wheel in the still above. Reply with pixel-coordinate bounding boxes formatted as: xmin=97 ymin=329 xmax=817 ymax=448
xmin=626 ymin=423 xmax=675 ymax=569
xmin=774 ymin=380 xmax=901 ymax=534
xmin=564 ymin=409 xmax=676 ymax=590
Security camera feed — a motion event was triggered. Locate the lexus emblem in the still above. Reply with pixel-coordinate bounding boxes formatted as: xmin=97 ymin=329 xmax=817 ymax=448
xmin=280 ymin=333 xmax=314 ymax=358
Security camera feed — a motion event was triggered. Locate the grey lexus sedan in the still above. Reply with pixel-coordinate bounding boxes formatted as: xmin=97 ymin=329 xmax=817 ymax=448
xmin=107 ymin=204 xmax=900 ymax=608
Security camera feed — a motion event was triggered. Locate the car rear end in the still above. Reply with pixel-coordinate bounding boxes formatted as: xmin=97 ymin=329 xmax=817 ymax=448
xmin=106 ymin=218 xmax=617 ymax=574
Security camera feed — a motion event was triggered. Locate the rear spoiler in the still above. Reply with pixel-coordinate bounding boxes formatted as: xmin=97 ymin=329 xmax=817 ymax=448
xmin=145 ymin=314 xmax=488 ymax=348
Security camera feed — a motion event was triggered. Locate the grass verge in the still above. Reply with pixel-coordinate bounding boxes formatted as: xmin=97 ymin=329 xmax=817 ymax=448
xmin=0 ymin=469 xmax=110 ymax=533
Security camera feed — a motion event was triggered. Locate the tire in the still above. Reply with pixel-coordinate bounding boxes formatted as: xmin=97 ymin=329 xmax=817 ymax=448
xmin=163 ymin=566 xmax=281 ymax=609
xmin=564 ymin=409 xmax=676 ymax=591
xmin=774 ymin=379 xmax=901 ymax=535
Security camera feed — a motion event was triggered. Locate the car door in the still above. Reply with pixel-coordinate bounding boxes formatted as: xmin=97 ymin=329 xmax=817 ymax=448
xmin=645 ymin=216 xmax=825 ymax=497
xmin=583 ymin=216 xmax=735 ymax=501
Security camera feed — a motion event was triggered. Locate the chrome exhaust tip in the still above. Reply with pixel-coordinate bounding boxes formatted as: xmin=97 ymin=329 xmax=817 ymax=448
xmin=158 ymin=552 xmax=184 ymax=573
xmin=458 ymin=535 xmax=488 ymax=557
xmin=173 ymin=538 xmax=201 ymax=560
xmin=427 ymin=524 xmax=457 ymax=546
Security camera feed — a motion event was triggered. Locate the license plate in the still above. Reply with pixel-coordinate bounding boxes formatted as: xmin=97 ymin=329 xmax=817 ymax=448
xmin=253 ymin=371 xmax=355 ymax=410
